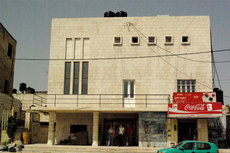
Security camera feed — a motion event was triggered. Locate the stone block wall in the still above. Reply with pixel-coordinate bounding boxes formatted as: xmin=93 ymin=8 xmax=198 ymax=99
xmin=48 ymin=16 xmax=212 ymax=101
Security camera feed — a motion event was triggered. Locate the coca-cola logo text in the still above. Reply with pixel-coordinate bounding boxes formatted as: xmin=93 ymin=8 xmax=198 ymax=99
xmin=185 ymin=104 xmax=205 ymax=111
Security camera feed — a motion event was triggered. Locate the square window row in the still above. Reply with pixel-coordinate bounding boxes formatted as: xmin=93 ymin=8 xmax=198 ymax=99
xmin=113 ymin=36 xmax=190 ymax=46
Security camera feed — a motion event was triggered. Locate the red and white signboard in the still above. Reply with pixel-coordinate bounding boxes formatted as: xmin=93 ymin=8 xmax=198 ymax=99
xmin=173 ymin=92 xmax=216 ymax=103
xmin=168 ymin=103 xmax=222 ymax=118
xmin=169 ymin=92 xmax=222 ymax=118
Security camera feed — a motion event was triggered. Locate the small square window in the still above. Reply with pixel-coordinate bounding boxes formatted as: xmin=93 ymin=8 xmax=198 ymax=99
xmin=182 ymin=36 xmax=190 ymax=45
xmin=148 ymin=36 xmax=156 ymax=45
xmin=131 ymin=36 xmax=139 ymax=45
xmin=165 ymin=36 xmax=173 ymax=45
xmin=114 ymin=37 xmax=122 ymax=45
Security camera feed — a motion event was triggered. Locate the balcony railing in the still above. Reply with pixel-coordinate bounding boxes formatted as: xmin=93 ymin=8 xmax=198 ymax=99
xmin=32 ymin=94 xmax=170 ymax=109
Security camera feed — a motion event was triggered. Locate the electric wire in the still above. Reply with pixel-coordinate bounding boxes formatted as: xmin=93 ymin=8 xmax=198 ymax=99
xmin=130 ymin=23 xmax=230 ymax=64
xmin=0 ymin=49 xmax=230 ymax=62
xmin=128 ymin=23 xmax=213 ymax=90
xmin=211 ymin=32 xmax=222 ymax=89
xmin=130 ymin=23 xmax=230 ymax=100
xmin=1 ymin=22 xmax=228 ymax=100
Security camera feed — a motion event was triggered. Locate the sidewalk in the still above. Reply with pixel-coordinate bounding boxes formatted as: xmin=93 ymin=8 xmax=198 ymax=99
xmin=1 ymin=144 xmax=230 ymax=153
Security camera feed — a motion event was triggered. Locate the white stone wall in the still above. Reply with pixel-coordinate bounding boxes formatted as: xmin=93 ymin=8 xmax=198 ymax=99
xmin=13 ymin=93 xmax=49 ymax=122
xmin=55 ymin=113 xmax=93 ymax=144
xmin=48 ymin=16 xmax=212 ymax=109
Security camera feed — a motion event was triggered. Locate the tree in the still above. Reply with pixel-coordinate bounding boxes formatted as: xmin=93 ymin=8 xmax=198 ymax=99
xmin=6 ymin=116 xmax=17 ymax=142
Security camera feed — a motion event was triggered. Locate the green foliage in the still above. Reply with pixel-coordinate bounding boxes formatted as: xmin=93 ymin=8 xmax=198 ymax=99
xmin=6 ymin=116 xmax=17 ymax=142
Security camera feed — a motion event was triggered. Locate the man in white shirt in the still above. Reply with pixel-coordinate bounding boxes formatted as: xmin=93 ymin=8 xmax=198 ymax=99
xmin=118 ymin=124 xmax=125 ymax=146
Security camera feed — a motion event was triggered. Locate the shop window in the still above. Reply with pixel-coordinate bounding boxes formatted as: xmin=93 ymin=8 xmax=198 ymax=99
xmin=177 ymin=80 xmax=196 ymax=92
xmin=131 ymin=36 xmax=139 ymax=45
xmin=114 ymin=37 xmax=122 ymax=45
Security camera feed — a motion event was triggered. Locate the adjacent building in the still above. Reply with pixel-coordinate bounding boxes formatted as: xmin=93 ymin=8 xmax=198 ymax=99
xmin=0 ymin=23 xmax=16 ymax=96
xmin=13 ymin=91 xmax=49 ymax=144
xmin=0 ymin=23 xmax=21 ymax=143
xmin=31 ymin=15 xmax=222 ymax=147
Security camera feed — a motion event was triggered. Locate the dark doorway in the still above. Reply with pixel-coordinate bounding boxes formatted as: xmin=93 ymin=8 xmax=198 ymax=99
xmin=178 ymin=119 xmax=197 ymax=142
xmin=103 ymin=119 xmax=138 ymax=146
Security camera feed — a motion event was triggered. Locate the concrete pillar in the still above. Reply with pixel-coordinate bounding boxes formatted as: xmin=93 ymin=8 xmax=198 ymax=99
xmin=167 ymin=118 xmax=178 ymax=147
xmin=197 ymin=119 xmax=208 ymax=141
xmin=47 ymin=111 xmax=56 ymax=145
xmin=92 ymin=112 xmax=99 ymax=146
xmin=25 ymin=112 xmax=31 ymax=130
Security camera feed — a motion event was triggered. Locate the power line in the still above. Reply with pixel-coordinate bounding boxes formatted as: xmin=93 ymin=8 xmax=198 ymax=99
xmin=214 ymin=79 xmax=230 ymax=81
xmin=0 ymin=48 xmax=230 ymax=62
xmin=211 ymin=32 xmax=222 ymax=89
xmin=129 ymin=23 xmax=230 ymax=100
xmin=129 ymin=23 xmax=230 ymax=63
xmin=224 ymin=95 xmax=230 ymax=99
xmin=128 ymin=23 xmax=214 ymax=90
xmin=130 ymin=23 xmax=230 ymax=98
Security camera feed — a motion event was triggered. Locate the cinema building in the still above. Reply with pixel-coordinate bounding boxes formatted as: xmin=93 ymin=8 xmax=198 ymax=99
xmin=31 ymin=15 xmax=222 ymax=147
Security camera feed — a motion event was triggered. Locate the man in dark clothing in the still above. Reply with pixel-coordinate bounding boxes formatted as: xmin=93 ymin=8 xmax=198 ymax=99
xmin=125 ymin=124 xmax=132 ymax=146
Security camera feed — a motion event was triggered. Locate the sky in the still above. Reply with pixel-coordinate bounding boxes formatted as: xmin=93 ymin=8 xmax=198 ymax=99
xmin=0 ymin=0 xmax=230 ymax=103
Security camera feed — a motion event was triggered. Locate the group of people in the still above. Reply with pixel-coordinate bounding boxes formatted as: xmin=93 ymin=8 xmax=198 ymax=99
xmin=107 ymin=124 xmax=132 ymax=146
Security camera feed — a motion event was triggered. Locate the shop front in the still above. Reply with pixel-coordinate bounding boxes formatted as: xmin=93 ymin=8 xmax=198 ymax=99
xmin=49 ymin=111 xmax=168 ymax=147
xmin=167 ymin=92 xmax=222 ymax=146
xmin=99 ymin=113 xmax=139 ymax=146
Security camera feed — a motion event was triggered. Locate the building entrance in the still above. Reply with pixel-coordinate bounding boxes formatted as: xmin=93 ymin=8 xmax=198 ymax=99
xmin=103 ymin=119 xmax=138 ymax=146
xmin=178 ymin=119 xmax=197 ymax=142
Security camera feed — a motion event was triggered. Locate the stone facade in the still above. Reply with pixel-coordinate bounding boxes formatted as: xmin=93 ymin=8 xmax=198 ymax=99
xmin=0 ymin=23 xmax=16 ymax=96
xmin=48 ymin=16 xmax=212 ymax=98
xmin=33 ymin=16 xmax=213 ymax=146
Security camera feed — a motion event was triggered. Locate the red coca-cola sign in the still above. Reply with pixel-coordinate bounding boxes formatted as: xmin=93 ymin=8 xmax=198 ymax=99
xmin=168 ymin=103 xmax=222 ymax=118
xmin=185 ymin=104 xmax=205 ymax=111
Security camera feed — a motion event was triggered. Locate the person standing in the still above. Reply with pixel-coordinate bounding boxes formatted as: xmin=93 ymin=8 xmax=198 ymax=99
xmin=108 ymin=126 xmax=114 ymax=146
xmin=118 ymin=124 xmax=125 ymax=146
xmin=125 ymin=124 xmax=132 ymax=146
